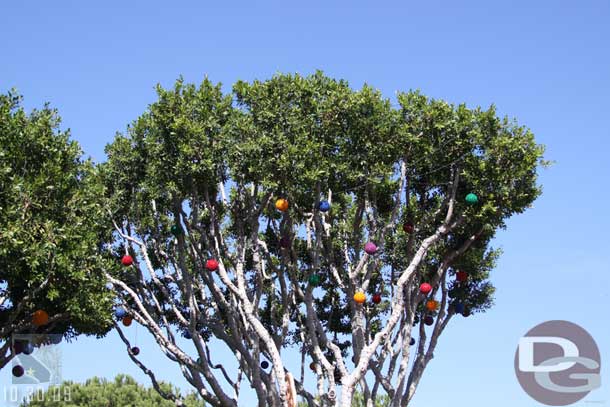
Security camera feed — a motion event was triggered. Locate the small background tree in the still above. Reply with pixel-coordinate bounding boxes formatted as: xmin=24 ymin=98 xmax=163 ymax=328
xmin=0 ymin=91 xmax=113 ymax=370
xmin=101 ymin=72 xmax=545 ymax=407
xmin=21 ymin=374 xmax=204 ymax=407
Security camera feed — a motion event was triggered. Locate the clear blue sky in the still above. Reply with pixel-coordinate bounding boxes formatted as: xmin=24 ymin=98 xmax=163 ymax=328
xmin=1 ymin=1 xmax=609 ymax=405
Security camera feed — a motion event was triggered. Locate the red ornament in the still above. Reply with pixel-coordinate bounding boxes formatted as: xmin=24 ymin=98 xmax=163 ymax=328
xmin=122 ymin=316 xmax=133 ymax=327
xmin=424 ymin=315 xmax=434 ymax=326
xmin=372 ymin=293 xmax=382 ymax=304
xmin=121 ymin=255 xmax=133 ymax=266
xmin=403 ymin=223 xmax=415 ymax=234
xmin=206 ymin=259 xmax=219 ymax=271
xmin=456 ymin=271 xmax=468 ymax=282
xmin=419 ymin=283 xmax=432 ymax=295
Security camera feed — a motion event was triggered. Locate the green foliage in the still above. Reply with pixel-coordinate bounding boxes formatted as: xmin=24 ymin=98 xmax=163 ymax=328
xmin=0 ymin=90 xmax=113 ymax=339
xmin=21 ymin=374 xmax=204 ymax=407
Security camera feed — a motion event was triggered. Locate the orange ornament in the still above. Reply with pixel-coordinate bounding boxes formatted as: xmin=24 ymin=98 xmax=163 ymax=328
xmin=426 ymin=300 xmax=439 ymax=312
xmin=122 ymin=316 xmax=133 ymax=327
xmin=32 ymin=310 xmax=49 ymax=327
xmin=353 ymin=292 xmax=366 ymax=304
xmin=275 ymin=198 xmax=289 ymax=212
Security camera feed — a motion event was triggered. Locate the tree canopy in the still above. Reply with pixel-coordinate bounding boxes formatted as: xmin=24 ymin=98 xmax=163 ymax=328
xmin=100 ymin=72 xmax=545 ymax=407
xmin=0 ymin=91 xmax=113 ymax=370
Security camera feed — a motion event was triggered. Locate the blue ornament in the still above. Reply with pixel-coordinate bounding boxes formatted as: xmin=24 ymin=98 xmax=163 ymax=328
xmin=50 ymin=335 xmax=62 ymax=345
xmin=261 ymin=360 xmax=269 ymax=369
xmin=318 ymin=200 xmax=331 ymax=212
xmin=23 ymin=342 xmax=34 ymax=355
xmin=182 ymin=330 xmax=192 ymax=339
xmin=115 ymin=307 xmax=127 ymax=319
xmin=454 ymin=303 xmax=465 ymax=314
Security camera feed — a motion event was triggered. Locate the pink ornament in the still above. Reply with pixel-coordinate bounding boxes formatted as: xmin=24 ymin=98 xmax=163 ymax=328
xmin=364 ymin=242 xmax=377 ymax=255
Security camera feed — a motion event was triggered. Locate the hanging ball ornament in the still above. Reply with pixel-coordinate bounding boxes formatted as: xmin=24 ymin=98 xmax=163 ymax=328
xmin=115 ymin=307 xmax=127 ymax=319
xmin=121 ymin=255 xmax=133 ymax=266
xmin=131 ymin=346 xmax=140 ymax=356
xmin=410 ymin=338 xmax=416 ymax=346
xmin=403 ymin=223 xmax=415 ymax=234
xmin=364 ymin=242 xmax=378 ymax=255
xmin=183 ymin=330 xmax=192 ymax=339
xmin=419 ymin=283 xmax=432 ymax=295
xmin=318 ymin=200 xmax=331 ymax=212
xmin=261 ymin=360 xmax=269 ymax=369
xmin=465 ymin=193 xmax=479 ymax=205
xmin=275 ymin=198 xmax=289 ymax=212
xmin=13 ymin=341 xmax=24 ymax=354
xmin=454 ymin=303 xmax=465 ymax=314
xmin=462 ymin=308 xmax=472 ymax=317
xmin=353 ymin=292 xmax=366 ymax=304
xmin=12 ymin=365 xmax=24 ymax=377
xmin=372 ymin=293 xmax=382 ymax=304
xmin=32 ymin=310 xmax=49 ymax=327
xmin=205 ymin=259 xmax=219 ymax=272
xmin=279 ymin=236 xmax=290 ymax=248
xmin=426 ymin=300 xmax=439 ymax=312
xmin=456 ymin=270 xmax=468 ymax=282
xmin=170 ymin=224 xmax=182 ymax=236
xmin=309 ymin=362 xmax=316 ymax=372
xmin=424 ymin=315 xmax=434 ymax=326
xmin=122 ymin=316 xmax=133 ymax=327
xmin=23 ymin=342 xmax=34 ymax=355
xmin=105 ymin=282 xmax=114 ymax=290
xmin=309 ymin=274 xmax=321 ymax=286
xmin=50 ymin=335 xmax=62 ymax=345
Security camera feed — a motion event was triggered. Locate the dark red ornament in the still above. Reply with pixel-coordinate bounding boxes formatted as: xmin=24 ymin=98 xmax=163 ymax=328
xmin=424 ymin=315 xmax=434 ymax=326
xmin=12 ymin=365 xmax=24 ymax=377
xmin=456 ymin=270 xmax=468 ymax=282
xmin=372 ymin=293 xmax=382 ymax=304
xmin=403 ymin=223 xmax=415 ymax=234
xmin=131 ymin=346 xmax=140 ymax=355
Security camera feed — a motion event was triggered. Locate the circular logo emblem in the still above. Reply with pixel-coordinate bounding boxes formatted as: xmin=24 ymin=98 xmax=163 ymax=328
xmin=514 ymin=320 xmax=601 ymax=405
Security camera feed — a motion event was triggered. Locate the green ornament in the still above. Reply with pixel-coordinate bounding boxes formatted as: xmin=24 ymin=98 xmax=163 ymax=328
xmin=309 ymin=274 xmax=320 ymax=286
xmin=465 ymin=193 xmax=479 ymax=205
xmin=171 ymin=224 xmax=183 ymax=236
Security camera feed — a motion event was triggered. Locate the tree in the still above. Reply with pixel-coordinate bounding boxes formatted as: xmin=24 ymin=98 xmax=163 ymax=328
xmin=0 ymin=91 xmax=113 ymax=371
xmin=21 ymin=374 xmax=204 ymax=406
xmin=100 ymin=72 xmax=545 ymax=407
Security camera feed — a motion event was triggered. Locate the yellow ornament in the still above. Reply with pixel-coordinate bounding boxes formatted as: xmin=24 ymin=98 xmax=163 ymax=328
xmin=353 ymin=292 xmax=366 ymax=304
xmin=275 ymin=198 xmax=289 ymax=212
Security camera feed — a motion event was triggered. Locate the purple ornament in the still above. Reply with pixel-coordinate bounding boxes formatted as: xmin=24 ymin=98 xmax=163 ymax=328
xmin=13 ymin=341 xmax=24 ymax=355
xmin=364 ymin=242 xmax=377 ymax=255
xmin=279 ymin=236 xmax=290 ymax=248
xmin=131 ymin=346 xmax=140 ymax=355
